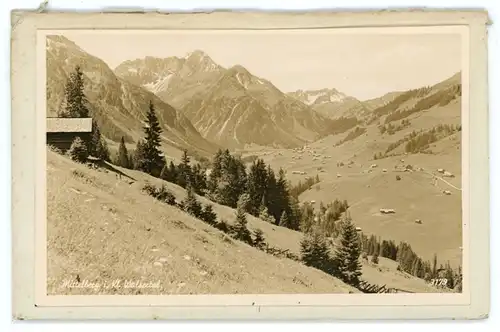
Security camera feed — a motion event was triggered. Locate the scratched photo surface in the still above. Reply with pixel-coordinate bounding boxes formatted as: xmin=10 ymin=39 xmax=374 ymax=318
xmin=45 ymin=29 xmax=463 ymax=295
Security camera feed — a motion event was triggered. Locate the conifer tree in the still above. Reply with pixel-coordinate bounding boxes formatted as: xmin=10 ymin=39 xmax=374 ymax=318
xmin=190 ymin=163 xmax=207 ymax=195
xmin=160 ymin=161 xmax=177 ymax=183
xmin=117 ymin=136 xmax=130 ymax=168
xmin=139 ymin=101 xmax=165 ymax=176
xmin=246 ymin=159 xmax=268 ymax=215
xmin=444 ymin=262 xmax=455 ymax=289
xmin=279 ymin=210 xmax=290 ymax=228
xmin=258 ymin=205 xmax=276 ymax=224
xmin=176 ymin=149 xmax=192 ymax=188
xmin=207 ymin=149 xmax=246 ymax=207
xmin=67 ymin=136 xmax=88 ymax=163
xmin=275 ymin=168 xmax=292 ymax=224
xmin=233 ymin=196 xmax=253 ymax=245
xmin=287 ymin=196 xmax=302 ymax=231
xmin=252 ymin=229 xmax=266 ymax=250
xmin=182 ymin=185 xmax=202 ymax=218
xmin=60 ymin=65 xmax=90 ymax=118
xmin=333 ymin=217 xmax=363 ymax=286
xmin=300 ymin=230 xmax=334 ymax=274
xmin=264 ymin=165 xmax=278 ymax=220
xmin=132 ymin=140 xmax=146 ymax=170
xmin=371 ymin=252 xmax=379 ymax=264
xmin=232 ymin=193 xmax=249 ymax=213
xmin=299 ymin=202 xmax=316 ymax=234
xmin=201 ymin=204 xmax=217 ymax=225
xmin=432 ymin=253 xmax=438 ymax=278
xmin=88 ymin=120 xmax=110 ymax=161
xmin=100 ymin=139 xmax=110 ymax=162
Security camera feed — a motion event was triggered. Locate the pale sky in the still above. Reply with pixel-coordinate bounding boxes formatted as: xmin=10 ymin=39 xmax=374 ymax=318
xmin=60 ymin=28 xmax=463 ymax=100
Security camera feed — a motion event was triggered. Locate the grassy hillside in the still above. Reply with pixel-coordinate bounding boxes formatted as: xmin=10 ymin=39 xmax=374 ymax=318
xmin=47 ymin=148 xmax=446 ymax=294
xmin=47 ymin=149 xmax=359 ymax=295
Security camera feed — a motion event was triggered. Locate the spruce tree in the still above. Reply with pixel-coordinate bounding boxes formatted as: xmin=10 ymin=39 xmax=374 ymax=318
xmin=246 ymin=159 xmax=268 ymax=215
xmin=67 ymin=136 xmax=88 ymax=163
xmin=176 ymin=149 xmax=192 ymax=188
xmin=139 ymin=101 xmax=165 ymax=176
xmin=300 ymin=230 xmax=333 ymax=274
xmin=88 ymin=120 xmax=110 ymax=161
xmin=182 ymin=185 xmax=202 ymax=218
xmin=432 ymin=253 xmax=438 ymax=278
xmin=258 ymin=205 xmax=276 ymax=224
xmin=236 ymin=193 xmax=251 ymax=213
xmin=207 ymin=150 xmax=247 ymax=208
xmin=264 ymin=165 xmax=278 ymax=220
xmin=132 ymin=140 xmax=146 ymax=170
xmin=287 ymin=196 xmax=302 ymax=231
xmin=252 ymin=229 xmax=266 ymax=250
xmin=233 ymin=196 xmax=253 ymax=245
xmin=275 ymin=168 xmax=291 ymax=224
xmin=444 ymin=262 xmax=455 ymax=289
xmin=190 ymin=163 xmax=207 ymax=195
xmin=333 ymin=217 xmax=363 ymax=286
xmin=201 ymin=204 xmax=217 ymax=225
xmin=60 ymin=65 xmax=89 ymax=118
xmin=117 ymin=136 xmax=130 ymax=168
xmin=279 ymin=210 xmax=290 ymax=228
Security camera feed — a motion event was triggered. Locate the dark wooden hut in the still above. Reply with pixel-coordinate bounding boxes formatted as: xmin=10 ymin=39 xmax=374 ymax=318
xmin=46 ymin=117 xmax=93 ymax=153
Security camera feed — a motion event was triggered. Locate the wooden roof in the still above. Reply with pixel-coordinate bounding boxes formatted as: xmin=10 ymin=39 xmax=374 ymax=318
xmin=46 ymin=117 xmax=92 ymax=133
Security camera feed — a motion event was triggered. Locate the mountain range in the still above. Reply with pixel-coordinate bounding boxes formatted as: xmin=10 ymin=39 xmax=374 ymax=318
xmin=47 ymin=36 xmax=461 ymax=154
xmin=46 ymin=36 xmax=219 ymax=158
xmin=115 ymin=51 xmax=356 ymax=149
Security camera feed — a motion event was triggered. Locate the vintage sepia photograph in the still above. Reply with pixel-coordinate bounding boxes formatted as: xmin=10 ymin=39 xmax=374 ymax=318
xmin=44 ymin=27 xmax=465 ymax=296
xmin=9 ymin=10 xmax=491 ymax=320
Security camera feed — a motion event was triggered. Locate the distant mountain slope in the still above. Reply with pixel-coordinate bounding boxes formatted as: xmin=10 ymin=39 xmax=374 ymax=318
xmin=288 ymin=88 xmax=371 ymax=120
xmin=46 ymin=36 xmax=219 ymax=157
xmin=364 ymin=72 xmax=462 ymax=124
xmin=114 ymin=51 xmax=225 ymax=110
xmin=116 ymin=53 xmax=354 ymax=149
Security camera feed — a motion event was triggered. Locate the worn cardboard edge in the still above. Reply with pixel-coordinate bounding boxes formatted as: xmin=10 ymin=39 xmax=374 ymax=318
xmin=10 ymin=11 xmax=490 ymax=320
xmin=10 ymin=9 xmax=493 ymax=26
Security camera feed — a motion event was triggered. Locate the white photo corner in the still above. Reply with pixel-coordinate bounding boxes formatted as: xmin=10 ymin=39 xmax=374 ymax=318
xmin=10 ymin=9 xmax=490 ymax=320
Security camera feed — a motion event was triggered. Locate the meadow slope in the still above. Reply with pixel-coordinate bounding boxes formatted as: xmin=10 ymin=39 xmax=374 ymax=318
xmin=47 ymin=149 xmax=358 ymax=295
xmin=47 ymin=149 xmax=443 ymax=294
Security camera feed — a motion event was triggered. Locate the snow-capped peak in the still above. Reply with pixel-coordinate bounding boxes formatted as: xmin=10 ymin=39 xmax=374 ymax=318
xmin=184 ymin=50 xmax=219 ymax=72
xmin=143 ymin=71 xmax=175 ymax=94
xmin=290 ymin=88 xmax=348 ymax=105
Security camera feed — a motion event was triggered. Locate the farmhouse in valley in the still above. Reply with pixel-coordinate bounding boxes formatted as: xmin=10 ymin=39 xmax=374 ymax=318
xmin=46 ymin=117 xmax=93 ymax=152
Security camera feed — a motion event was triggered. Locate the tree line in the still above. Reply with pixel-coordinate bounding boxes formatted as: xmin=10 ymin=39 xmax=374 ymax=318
xmin=404 ymin=124 xmax=461 ymax=154
xmin=289 ymin=175 xmax=320 ymax=199
xmin=379 ymin=119 xmax=411 ymax=135
xmin=360 ymin=233 xmax=459 ymax=289
xmin=111 ymin=101 xmax=303 ymax=231
xmin=384 ymin=84 xmax=461 ymax=124
xmin=372 ymin=123 xmax=461 ymax=160
xmin=335 ymin=126 xmax=366 ymax=146
xmin=372 ymin=87 xmax=431 ymax=117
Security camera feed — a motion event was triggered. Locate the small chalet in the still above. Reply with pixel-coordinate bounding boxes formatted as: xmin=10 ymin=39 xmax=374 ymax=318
xmin=46 ymin=117 xmax=93 ymax=153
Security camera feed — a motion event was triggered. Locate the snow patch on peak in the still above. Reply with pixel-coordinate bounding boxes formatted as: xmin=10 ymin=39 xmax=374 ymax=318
xmin=236 ymin=73 xmax=248 ymax=89
xmin=143 ymin=72 xmax=174 ymax=94
xmin=329 ymin=92 xmax=347 ymax=103
xmin=291 ymin=89 xmax=348 ymax=105
xmin=185 ymin=50 xmax=206 ymax=59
